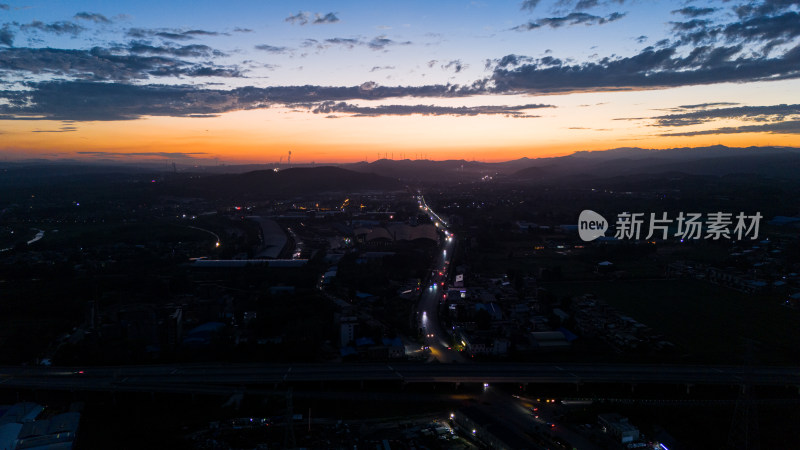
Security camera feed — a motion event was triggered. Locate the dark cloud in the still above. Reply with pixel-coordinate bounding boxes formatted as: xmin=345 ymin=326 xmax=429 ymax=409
xmin=370 ymin=65 xmax=395 ymax=72
xmin=126 ymin=27 xmax=223 ymax=41
xmin=297 ymin=101 xmax=553 ymax=117
xmin=74 ymin=12 xmax=112 ymax=24
xmin=127 ymin=42 xmax=225 ymax=58
xmin=672 ymin=6 xmax=717 ymax=18
xmin=667 ymin=5 xmax=800 ymax=48
xmin=635 ymin=35 xmax=647 ymax=43
xmin=671 ymin=19 xmax=712 ymax=32
xmin=0 ymin=4 xmax=10 ymax=10
xmin=285 ymin=11 xmax=340 ymax=26
xmin=442 ymin=59 xmax=467 ymax=73
xmin=553 ymin=0 xmax=632 ymax=12
xmin=492 ymin=54 xmax=535 ymax=68
xmin=520 ymin=0 xmax=541 ymax=11
xmin=648 ymin=104 xmax=800 ymax=127
xmin=723 ymin=11 xmax=800 ymax=42
xmin=325 ymin=37 xmax=360 ymax=49
xmin=0 ymin=80 xmax=484 ymax=121
xmin=301 ymin=38 xmax=320 ymax=48
xmin=574 ymin=0 xmax=600 ymax=11
xmin=733 ymin=0 xmax=800 ymax=19
xmin=183 ymin=29 xmax=223 ymax=37
xmin=0 ymin=47 xmax=240 ymax=81
xmin=20 ymin=20 xmax=85 ymax=36
xmin=489 ymin=42 xmax=800 ymax=94
xmin=661 ymin=120 xmax=800 ymax=136
xmin=32 ymin=125 xmax=78 ymax=133
xmin=254 ymin=44 xmax=288 ymax=53
xmin=147 ymin=65 xmax=241 ymax=78
xmin=308 ymin=35 xmax=409 ymax=51
xmin=675 ymin=102 xmax=740 ymax=110
xmin=154 ymin=31 xmax=193 ymax=40
xmin=0 ymin=25 xmax=13 ymax=47
xmin=368 ymin=35 xmax=409 ymax=50
xmin=234 ymin=27 xmax=253 ymax=33
xmin=0 ymin=81 xmax=243 ymax=121
xmin=285 ymin=11 xmax=310 ymax=25
xmin=513 ymin=12 xmax=626 ymax=30
xmin=313 ymin=12 xmax=340 ymax=24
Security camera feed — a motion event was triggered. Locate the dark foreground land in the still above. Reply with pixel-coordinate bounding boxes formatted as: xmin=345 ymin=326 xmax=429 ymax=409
xmin=1 ymin=150 xmax=799 ymax=448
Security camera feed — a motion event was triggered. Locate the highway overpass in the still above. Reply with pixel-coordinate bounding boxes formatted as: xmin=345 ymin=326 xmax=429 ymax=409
xmin=1 ymin=362 xmax=799 ymax=395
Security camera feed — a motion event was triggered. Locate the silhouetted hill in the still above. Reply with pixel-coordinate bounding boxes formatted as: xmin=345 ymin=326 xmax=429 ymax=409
xmin=162 ymin=166 xmax=403 ymax=199
xmin=338 ymin=147 xmax=800 ymax=183
xmin=509 ymin=146 xmax=800 ymax=183
xmin=342 ymin=158 xmax=539 ymax=182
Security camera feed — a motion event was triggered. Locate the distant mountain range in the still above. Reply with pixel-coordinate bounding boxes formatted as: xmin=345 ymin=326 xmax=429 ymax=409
xmin=340 ymin=146 xmax=800 ymax=183
xmin=4 ymin=146 xmax=800 ymax=192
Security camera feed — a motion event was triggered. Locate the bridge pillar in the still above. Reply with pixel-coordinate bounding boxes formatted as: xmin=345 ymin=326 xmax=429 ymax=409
xmin=360 ymin=380 xmax=364 ymax=390
xmin=455 ymin=382 xmax=460 ymax=390
xmin=630 ymin=384 xmax=636 ymax=393
xmin=686 ymin=383 xmax=694 ymax=394
xmin=575 ymin=381 xmax=582 ymax=393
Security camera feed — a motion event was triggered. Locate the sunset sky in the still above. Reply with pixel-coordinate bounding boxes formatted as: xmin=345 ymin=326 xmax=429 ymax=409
xmin=1 ymin=0 xmax=799 ymax=164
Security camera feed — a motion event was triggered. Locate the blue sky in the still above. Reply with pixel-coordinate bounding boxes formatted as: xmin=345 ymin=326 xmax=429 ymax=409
xmin=1 ymin=0 xmax=799 ymax=162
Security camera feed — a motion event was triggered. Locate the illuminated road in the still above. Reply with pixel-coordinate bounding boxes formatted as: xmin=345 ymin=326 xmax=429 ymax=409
xmin=0 ymin=363 xmax=798 ymax=394
xmin=477 ymin=386 xmax=601 ymax=450
xmin=417 ymin=195 xmax=465 ymax=363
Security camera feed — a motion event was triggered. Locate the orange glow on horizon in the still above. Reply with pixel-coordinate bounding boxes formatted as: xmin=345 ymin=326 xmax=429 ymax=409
xmin=2 ymin=105 xmax=799 ymax=164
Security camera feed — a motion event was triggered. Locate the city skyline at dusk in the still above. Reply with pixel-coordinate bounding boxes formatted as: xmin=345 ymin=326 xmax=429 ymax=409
xmin=1 ymin=0 xmax=800 ymax=164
